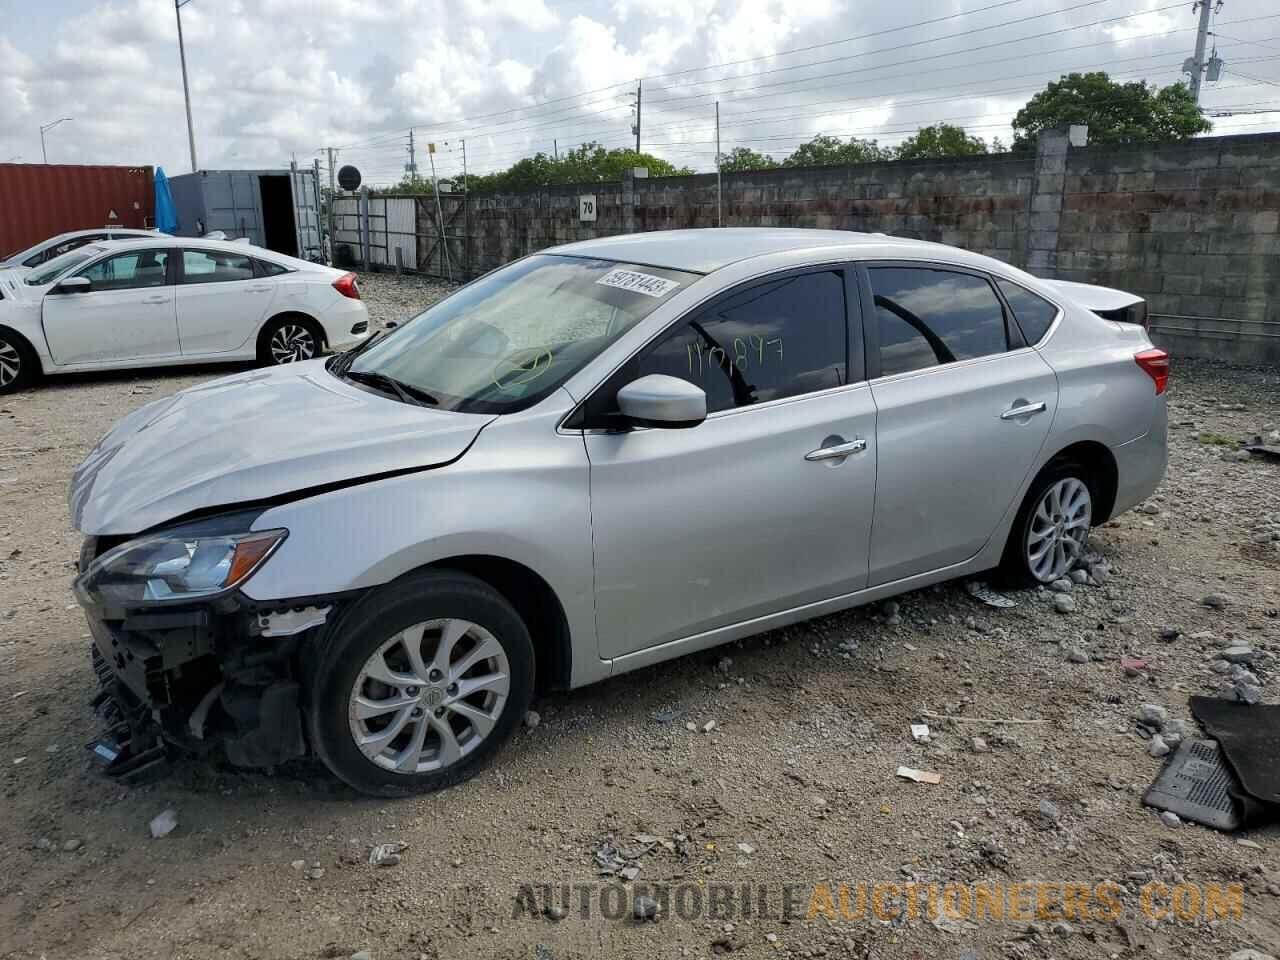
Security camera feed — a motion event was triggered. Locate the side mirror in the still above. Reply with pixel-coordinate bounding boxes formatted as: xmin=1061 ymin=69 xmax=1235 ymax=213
xmin=616 ymin=374 xmax=707 ymax=428
xmin=53 ymin=276 xmax=91 ymax=294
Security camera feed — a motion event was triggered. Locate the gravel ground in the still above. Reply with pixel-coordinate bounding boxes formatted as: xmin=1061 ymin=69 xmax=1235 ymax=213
xmin=1 ymin=273 xmax=1279 ymax=960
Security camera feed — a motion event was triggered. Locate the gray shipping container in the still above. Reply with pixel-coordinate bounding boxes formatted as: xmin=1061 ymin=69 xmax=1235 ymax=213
xmin=168 ymin=166 xmax=323 ymax=261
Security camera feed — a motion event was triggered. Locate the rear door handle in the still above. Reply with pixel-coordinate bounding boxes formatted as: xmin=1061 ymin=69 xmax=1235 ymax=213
xmin=249 ymin=286 xmax=272 ymax=293
xmin=805 ymin=438 xmax=867 ymax=462
xmin=1001 ymin=401 xmax=1047 ymax=420
xmin=142 ymin=295 xmax=169 ymax=305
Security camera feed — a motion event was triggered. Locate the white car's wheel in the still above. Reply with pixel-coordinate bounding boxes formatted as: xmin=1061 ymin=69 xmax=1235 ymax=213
xmin=0 ymin=331 xmax=38 ymax=394
xmin=259 ymin=317 xmax=321 ymax=365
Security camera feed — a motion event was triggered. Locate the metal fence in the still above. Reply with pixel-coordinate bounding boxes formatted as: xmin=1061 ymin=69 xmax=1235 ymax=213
xmin=330 ymin=192 xmax=469 ymax=281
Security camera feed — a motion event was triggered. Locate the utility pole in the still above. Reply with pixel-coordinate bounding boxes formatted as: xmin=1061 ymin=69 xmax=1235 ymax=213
xmin=715 ymin=101 xmax=722 ymax=228
xmin=462 ymin=139 xmax=470 ymax=280
xmin=1185 ymin=0 xmax=1222 ymax=103
xmin=175 ymin=0 xmax=198 ymax=172
xmin=427 ymin=142 xmax=453 ymax=282
xmin=554 ymin=139 xmax=558 ymax=161
xmin=633 ymin=80 xmax=642 ymax=154
xmin=407 ymin=129 xmax=417 ymax=184
xmin=325 ymin=147 xmax=337 ymax=265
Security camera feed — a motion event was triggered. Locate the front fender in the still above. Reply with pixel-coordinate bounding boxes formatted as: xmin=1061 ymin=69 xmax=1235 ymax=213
xmin=239 ymin=397 xmax=601 ymax=684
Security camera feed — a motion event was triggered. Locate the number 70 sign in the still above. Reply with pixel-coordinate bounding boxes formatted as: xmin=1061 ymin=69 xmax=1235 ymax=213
xmin=578 ymin=195 xmax=597 ymax=222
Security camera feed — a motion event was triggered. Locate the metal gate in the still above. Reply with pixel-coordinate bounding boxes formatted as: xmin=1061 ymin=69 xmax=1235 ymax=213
xmin=330 ymin=191 xmax=469 ymax=280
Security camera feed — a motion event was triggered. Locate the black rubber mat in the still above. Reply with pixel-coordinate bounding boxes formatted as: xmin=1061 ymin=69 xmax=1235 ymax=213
xmin=1190 ymin=697 xmax=1280 ymax=804
xmin=1143 ymin=738 xmax=1242 ymax=830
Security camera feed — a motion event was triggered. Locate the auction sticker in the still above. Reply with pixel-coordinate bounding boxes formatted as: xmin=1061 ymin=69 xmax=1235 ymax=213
xmin=596 ymin=268 xmax=681 ymax=298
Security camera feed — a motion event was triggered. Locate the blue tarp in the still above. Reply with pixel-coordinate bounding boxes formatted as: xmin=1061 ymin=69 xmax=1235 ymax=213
xmin=154 ymin=167 xmax=178 ymax=234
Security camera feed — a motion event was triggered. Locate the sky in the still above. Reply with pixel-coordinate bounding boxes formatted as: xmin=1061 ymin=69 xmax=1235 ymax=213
xmin=1 ymin=0 xmax=1278 ymax=184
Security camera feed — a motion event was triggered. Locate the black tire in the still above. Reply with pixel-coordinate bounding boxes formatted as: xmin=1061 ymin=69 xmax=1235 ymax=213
xmin=308 ymin=570 xmax=534 ymax=797
xmin=0 ymin=329 xmax=39 ymax=395
xmin=257 ymin=315 xmax=323 ymax=366
xmin=997 ymin=459 xmax=1098 ymax=587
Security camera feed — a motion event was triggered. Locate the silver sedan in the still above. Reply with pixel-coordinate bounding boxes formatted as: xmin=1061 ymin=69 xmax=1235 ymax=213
xmin=72 ymin=229 xmax=1168 ymax=795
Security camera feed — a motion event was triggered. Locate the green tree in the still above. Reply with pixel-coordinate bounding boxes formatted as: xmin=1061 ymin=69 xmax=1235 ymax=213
xmin=783 ymin=135 xmax=888 ymax=167
xmin=718 ymin=146 xmax=778 ymax=172
xmin=1012 ymin=72 xmax=1211 ymax=149
xmin=895 ymin=123 xmax=989 ymax=160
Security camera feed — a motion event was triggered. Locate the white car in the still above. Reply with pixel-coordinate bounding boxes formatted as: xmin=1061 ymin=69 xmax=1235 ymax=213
xmin=0 ymin=228 xmax=161 ymax=272
xmin=0 ymin=237 xmax=370 ymax=393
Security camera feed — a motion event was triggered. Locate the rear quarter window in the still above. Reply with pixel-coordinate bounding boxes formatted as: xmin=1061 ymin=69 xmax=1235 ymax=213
xmin=996 ymin=279 xmax=1060 ymax=344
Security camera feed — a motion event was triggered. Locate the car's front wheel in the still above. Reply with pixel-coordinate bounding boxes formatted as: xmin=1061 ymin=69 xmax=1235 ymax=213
xmin=1000 ymin=461 xmax=1095 ymax=586
xmin=0 ymin=330 xmax=38 ymax=395
xmin=308 ymin=571 xmax=533 ymax=796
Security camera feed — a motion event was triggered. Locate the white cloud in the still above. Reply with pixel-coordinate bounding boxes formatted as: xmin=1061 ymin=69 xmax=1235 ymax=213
xmin=2 ymin=0 xmax=1276 ymax=179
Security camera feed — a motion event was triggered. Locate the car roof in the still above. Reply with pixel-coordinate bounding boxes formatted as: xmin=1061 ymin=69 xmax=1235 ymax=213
xmin=550 ymin=228 xmax=867 ymax=273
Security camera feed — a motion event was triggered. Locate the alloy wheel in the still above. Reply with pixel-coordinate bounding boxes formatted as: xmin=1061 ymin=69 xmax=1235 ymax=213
xmin=1026 ymin=477 xmax=1091 ymax=582
xmin=347 ymin=619 xmax=511 ymax=774
xmin=0 ymin=337 xmax=20 ymax=388
xmin=269 ymin=324 xmax=316 ymax=363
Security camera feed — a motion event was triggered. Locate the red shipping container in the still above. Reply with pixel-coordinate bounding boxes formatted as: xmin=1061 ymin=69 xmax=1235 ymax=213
xmin=0 ymin=163 xmax=155 ymax=259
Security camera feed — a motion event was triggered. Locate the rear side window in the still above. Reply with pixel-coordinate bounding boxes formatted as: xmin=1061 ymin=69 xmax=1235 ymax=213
xmin=869 ymin=267 xmax=1009 ymax=378
xmin=600 ymin=270 xmax=848 ymax=416
xmin=182 ymin=249 xmax=254 ymax=284
xmin=255 ymin=259 xmax=289 ymax=277
xmin=997 ymin=279 xmax=1059 ymax=344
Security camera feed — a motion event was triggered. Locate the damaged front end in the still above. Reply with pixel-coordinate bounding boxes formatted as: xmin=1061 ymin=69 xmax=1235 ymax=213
xmin=75 ymin=518 xmax=347 ymax=779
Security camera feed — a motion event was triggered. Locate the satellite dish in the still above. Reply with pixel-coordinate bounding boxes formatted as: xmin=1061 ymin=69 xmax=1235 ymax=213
xmin=337 ymin=165 xmax=362 ymax=191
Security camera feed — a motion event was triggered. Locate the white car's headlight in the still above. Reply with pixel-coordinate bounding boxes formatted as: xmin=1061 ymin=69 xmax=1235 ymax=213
xmin=76 ymin=526 xmax=287 ymax=607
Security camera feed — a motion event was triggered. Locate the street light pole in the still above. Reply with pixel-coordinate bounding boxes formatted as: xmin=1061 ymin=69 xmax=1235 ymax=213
xmin=175 ymin=0 xmax=198 ymax=172
xmin=39 ymin=118 xmax=72 ymax=164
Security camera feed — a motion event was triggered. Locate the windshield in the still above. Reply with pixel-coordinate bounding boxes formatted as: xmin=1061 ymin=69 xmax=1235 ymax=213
xmin=344 ymin=254 xmax=698 ymax=413
xmin=25 ymin=248 xmax=99 ymax=286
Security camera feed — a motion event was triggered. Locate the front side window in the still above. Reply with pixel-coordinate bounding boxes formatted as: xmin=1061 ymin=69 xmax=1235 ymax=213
xmin=76 ymin=249 xmax=170 ymax=291
xmin=182 ymin=249 xmax=254 ymax=284
xmin=344 ymin=254 xmax=698 ymax=414
xmin=997 ymin=278 xmax=1059 ymax=344
xmin=25 ymin=248 xmax=99 ymax=286
xmin=595 ymin=270 xmax=848 ymax=417
xmin=870 ymin=267 xmax=1009 ymax=378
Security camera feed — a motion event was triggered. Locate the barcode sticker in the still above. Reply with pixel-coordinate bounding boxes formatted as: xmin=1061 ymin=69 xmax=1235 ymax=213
xmin=596 ymin=268 xmax=681 ymax=298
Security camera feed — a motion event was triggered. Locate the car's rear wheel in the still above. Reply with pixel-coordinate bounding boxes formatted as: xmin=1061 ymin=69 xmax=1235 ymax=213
xmin=999 ymin=461 xmax=1095 ymax=586
xmin=0 ymin=330 xmax=38 ymax=395
xmin=308 ymin=571 xmax=533 ymax=796
xmin=259 ymin=316 xmax=321 ymax=365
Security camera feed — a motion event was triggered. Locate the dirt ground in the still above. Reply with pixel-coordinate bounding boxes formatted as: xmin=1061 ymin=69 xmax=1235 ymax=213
xmin=1 ymin=273 xmax=1279 ymax=960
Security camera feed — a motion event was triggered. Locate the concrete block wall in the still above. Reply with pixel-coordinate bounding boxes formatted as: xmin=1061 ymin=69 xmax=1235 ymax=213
xmin=1055 ymin=134 xmax=1280 ymax=364
xmin=450 ymin=132 xmax=1280 ymax=363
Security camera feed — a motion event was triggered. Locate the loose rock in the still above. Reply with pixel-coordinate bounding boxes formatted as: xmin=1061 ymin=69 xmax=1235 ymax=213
xmin=633 ymin=895 xmax=659 ymax=922
xmin=1159 ymin=811 xmax=1182 ymax=829
xmin=149 ymin=808 xmax=179 ymax=839
xmin=1137 ymin=704 xmax=1168 ymax=729
xmin=1052 ymin=595 xmax=1076 ymax=615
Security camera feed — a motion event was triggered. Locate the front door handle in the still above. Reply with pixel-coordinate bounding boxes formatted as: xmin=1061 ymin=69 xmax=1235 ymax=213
xmin=141 ymin=295 xmax=169 ymax=305
xmin=805 ymin=438 xmax=867 ymax=462
xmin=1001 ymin=401 xmax=1047 ymax=420
xmin=249 ymin=286 xmax=272 ymax=293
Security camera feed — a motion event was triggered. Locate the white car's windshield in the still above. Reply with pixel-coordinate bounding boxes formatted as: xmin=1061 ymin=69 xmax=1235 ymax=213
xmin=342 ymin=254 xmax=698 ymax=413
xmin=25 ymin=248 xmax=99 ymax=286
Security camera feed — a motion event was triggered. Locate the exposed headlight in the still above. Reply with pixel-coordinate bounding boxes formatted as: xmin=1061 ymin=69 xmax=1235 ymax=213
xmin=75 ymin=526 xmax=287 ymax=606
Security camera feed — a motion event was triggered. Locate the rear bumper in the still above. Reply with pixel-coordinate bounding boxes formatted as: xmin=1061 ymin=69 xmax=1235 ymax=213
xmin=1110 ymin=402 xmax=1168 ymax=518
xmin=316 ymin=298 xmax=371 ymax=353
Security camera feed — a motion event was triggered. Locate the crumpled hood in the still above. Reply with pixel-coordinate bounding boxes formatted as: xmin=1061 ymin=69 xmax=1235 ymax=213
xmin=70 ymin=359 xmax=495 ymax=535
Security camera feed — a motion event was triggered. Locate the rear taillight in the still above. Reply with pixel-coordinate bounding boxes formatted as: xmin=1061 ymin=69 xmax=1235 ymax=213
xmin=333 ymin=272 xmax=360 ymax=300
xmin=1135 ymin=348 xmax=1169 ymax=395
